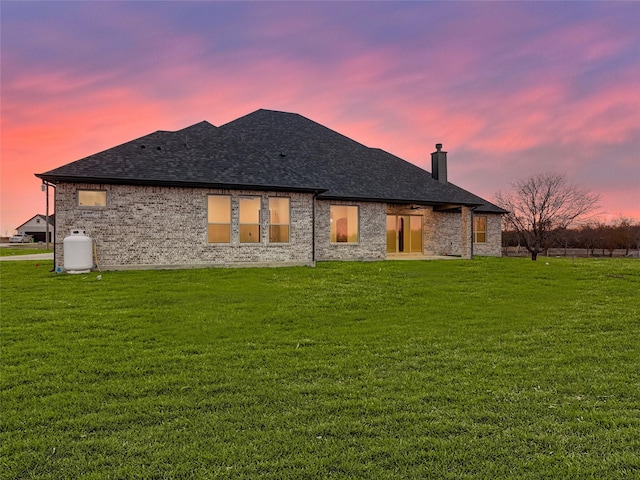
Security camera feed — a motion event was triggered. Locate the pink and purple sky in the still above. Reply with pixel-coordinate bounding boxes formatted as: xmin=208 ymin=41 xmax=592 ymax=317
xmin=2 ymin=1 xmax=639 ymax=236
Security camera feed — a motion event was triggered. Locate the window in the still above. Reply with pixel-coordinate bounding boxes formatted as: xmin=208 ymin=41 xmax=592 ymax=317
xmin=78 ymin=190 xmax=106 ymax=207
xmin=269 ymin=197 xmax=290 ymax=243
xmin=330 ymin=205 xmax=358 ymax=243
xmin=240 ymin=196 xmax=261 ymax=243
xmin=474 ymin=215 xmax=487 ymax=243
xmin=208 ymin=195 xmax=231 ymax=243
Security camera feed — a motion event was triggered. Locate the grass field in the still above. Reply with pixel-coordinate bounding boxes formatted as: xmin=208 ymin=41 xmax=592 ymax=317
xmin=1 ymin=258 xmax=638 ymax=479
xmin=0 ymin=248 xmax=53 ymax=257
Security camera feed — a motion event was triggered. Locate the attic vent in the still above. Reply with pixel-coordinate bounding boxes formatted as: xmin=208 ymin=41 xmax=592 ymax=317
xmin=140 ymin=145 xmax=146 ymax=149
xmin=156 ymin=146 xmax=162 ymax=151
xmin=279 ymin=152 xmax=287 ymax=158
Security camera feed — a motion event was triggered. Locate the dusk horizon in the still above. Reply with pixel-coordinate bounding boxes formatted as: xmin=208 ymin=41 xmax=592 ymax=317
xmin=2 ymin=1 xmax=639 ymax=235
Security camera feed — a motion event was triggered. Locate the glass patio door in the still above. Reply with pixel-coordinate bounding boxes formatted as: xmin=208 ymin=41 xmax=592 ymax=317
xmin=386 ymin=215 xmax=423 ymax=253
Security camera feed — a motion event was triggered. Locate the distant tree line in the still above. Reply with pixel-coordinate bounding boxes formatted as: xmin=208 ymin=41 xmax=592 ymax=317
xmin=503 ymin=217 xmax=640 ymax=257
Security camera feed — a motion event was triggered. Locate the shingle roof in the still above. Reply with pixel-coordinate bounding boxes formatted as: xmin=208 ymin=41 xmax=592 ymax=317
xmin=36 ymin=120 xmax=323 ymax=193
xmin=36 ymin=109 xmax=506 ymax=213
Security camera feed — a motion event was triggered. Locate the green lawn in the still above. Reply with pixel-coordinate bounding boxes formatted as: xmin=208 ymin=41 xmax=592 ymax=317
xmin=1 ymin=258 xmax=638 ymax=479
xmin=0 ymin=248 xmax=53 ymax=257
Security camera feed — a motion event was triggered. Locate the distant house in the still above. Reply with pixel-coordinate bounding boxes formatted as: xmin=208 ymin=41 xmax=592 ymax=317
xmin=36 ymin=109 xmax=506 ymax=270
xmin=15 ymin=214 xmax=55 ymax=243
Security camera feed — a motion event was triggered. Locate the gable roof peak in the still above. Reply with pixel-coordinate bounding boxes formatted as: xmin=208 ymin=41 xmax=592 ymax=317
xmin=222 ymin=108 xmax=303 ymax=126
xmin=176 ymin=120 xmax=217 ymax=132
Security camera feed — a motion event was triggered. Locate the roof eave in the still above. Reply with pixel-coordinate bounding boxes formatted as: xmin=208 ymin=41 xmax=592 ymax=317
xmin=34 ymin=173 xmax=327 ymax=195
xmin=317 ymin=192 xmax=484 ymax=208
xmin=473 ymin=206 xmax=509 ymax=214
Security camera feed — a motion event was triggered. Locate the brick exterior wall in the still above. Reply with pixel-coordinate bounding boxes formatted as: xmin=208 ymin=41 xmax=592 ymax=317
xmin=54 ymin=183 xmax=315 ymax=270
xmin=423 ymin=208 xmax=462 ymax=256
xmin=314 ymin=200 xmax=387 ymax=261
xmin=473 ymin=213 xmax=503 ymax=257
xmin=389 ymin=205 xmax=502 ymax=257
xmin=53 ymin=183 xmax=503 ymax=270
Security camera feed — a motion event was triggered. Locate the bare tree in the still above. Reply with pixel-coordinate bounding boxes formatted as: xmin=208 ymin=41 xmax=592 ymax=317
xmin=495 ymin=173 xmax=600 ymax=260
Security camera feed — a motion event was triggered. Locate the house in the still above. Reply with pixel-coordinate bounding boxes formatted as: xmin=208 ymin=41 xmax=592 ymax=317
xmin=15 ymin=214 xmax=55 ymax=243
xmin=36 ymin=109 xmax=506 ymax=270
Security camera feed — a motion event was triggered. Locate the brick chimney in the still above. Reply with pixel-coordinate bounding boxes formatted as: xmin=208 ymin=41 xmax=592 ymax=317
xmin=431 ymin=143 xmax=447 ymax=184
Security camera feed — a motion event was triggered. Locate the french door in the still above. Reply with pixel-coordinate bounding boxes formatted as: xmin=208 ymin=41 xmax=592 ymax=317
xmin=386 ymin=215 xmax=423 ymax=253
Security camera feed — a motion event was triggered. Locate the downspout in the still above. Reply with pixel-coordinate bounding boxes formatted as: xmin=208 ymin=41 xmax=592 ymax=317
xmin=51 ymin=182 xmax=57 ymax=271
xmin=42 ymin=181 xmax=57 ymax=271
xmin=470 ymin=207 xmax=475 ymax=259
xmin=312 ymin=193 xmax=317 ymax=265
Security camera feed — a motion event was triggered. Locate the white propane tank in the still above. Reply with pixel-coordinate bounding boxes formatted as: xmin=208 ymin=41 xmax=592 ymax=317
xmin=63 ymin=230 xmax=93 ymax=274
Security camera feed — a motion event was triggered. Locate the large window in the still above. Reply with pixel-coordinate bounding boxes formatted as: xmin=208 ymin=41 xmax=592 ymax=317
xmin=330 ymin=205 xmax=359 ymax=243
xmin=269 ymin=197 xmax=290 ymax=243
xmin=240 ymin=196 xmax=261 ymax=243
xmin=473 ymin=215 xmax=487 ymax=243
xmin=78 ymin=190 xmax=106 ymax=207
xmin=208 ymin=195 xmax=231 ymax=243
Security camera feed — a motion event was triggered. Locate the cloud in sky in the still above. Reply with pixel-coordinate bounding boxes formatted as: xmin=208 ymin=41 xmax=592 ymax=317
xmin=1 ymin=1 xmax=639 ymax=235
